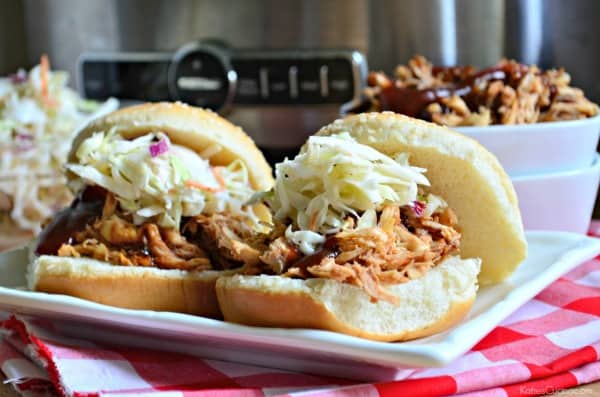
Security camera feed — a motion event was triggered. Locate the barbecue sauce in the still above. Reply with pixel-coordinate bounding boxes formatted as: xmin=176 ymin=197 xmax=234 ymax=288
xmin=288 ymin=236 xmax=340 ymax=275
xmin=377 ymin=62 xmax=532 ymax=118
xmin=380 ymin=85 xmax=471 ymax=118
xmin=35 ymin=186 xmax=106 ymax=255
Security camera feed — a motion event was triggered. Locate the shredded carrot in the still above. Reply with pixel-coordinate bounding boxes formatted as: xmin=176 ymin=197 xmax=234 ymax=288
xmin=185 ymin=180 xmax=222 ymax=193
xmin=309 ymin=211 xmax=318 ymax=231
xmin=212 ymin=166 xmax=226 ymax=190
xmin=185 ymin=167 xmax=227 ymax=193
xmin=40 ymin=54 xmax=49 ymax=101
xmin=39 ymin=54 xmax=56 ymax=107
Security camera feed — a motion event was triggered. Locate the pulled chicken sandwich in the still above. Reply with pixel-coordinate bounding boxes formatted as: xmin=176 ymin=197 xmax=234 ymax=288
xmin=28 ymin=102 xmax=273 ymax=317
xmin=216 ymin=112 xmax=527 ymax=341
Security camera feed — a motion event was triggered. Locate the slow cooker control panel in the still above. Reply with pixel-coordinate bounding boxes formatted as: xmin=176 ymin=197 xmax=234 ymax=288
xmin=231 ymin=56 xmax=358 ymax=105
xmin=79 ymin=42 xmax=367 ymax=113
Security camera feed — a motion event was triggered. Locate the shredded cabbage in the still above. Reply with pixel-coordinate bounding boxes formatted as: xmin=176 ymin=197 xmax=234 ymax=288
xmin=269 ymin=133 xmax=430 ymax=254
xmin=422 ymin=193 xmax=448 ymax=218
xmin=67 ymin=129 xmax=257 ymax=229
xmin=0 ymin=61 xmax=117 ymax=234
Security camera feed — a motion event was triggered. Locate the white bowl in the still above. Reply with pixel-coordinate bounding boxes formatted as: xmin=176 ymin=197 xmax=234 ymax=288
xmin=512 ymin=154 xmax=600 ymax=233
xmin=454 ymin=115 xmax=600 ymax=176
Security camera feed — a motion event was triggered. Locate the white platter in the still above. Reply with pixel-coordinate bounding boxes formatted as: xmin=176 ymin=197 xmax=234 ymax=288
xmin=0 ymin=231 xmax=599 ymax=381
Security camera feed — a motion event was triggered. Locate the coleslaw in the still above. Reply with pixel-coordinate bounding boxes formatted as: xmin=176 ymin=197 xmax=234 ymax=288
xmin=268 ymin=133 xmax=432 ymax=254
xmin=0 ymin=56 xmax=115 ymax=234
xmin=67 ymin=129 xmax=257 ymax=229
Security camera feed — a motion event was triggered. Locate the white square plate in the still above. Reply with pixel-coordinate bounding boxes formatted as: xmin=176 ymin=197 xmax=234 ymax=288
xmin=0 ymin=231 xmax=598 ymax=381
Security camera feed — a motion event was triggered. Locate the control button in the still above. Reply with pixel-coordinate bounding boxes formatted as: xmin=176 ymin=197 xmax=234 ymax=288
xmin=271 ymin=81 xmax=287 ymax=92
xmin=265 ymin=63 xmax=290 ymax=102
xmin=259 ymin=67 xmax=269 ymax=99
xmin=237 ymin=78 xmax=259 ymax=97
xmin=300 ymin=80 xmax=319 ymax=92
xmin=320 ymin=65 xmax=329 ymax=98
xmin=168 ymin=42 xmax=236 ymax=112
xmin=323 ymin=58 xmax=355 ymax=102
xmin=295 ymin=59 xmax=322 ymax=103
xmin=177 ymin=76 xmax=222 ymax=91
xmin=231 ymin=59 xmax=260 ymax=104
xmin=289 ymin=66 xmax=298 ymax=99
xmin=330 ymin=79 xmax=350 ymax=91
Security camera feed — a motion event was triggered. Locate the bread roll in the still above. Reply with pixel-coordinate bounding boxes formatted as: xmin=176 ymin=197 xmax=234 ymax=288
xmin=30 ymin=255 xmax=236 ymax=317
xmin=217 ymin=256 xmax=480 ymax=341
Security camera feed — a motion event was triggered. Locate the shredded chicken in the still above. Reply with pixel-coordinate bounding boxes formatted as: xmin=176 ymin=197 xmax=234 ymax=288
xmin=307 ymin=257 xmax=356 ymax=282
xmin=58 ymin=217 xmax=212 ymax=271
xmin=259 ymin=236 xmax=300 ymax=274
xmin=142 ymin=223 xmax=210 ymax=270
xmin=352 ymin=263 xmax=399 ymax=304
xmin=55 ymin=182 xmax=279 ymax=272
xmin=58 ymin=238 xmax=139 ymax=267
xmin=57 ymin=192 xmax=215 ymax=270
xmin=187 ymin=213 xmax=273 ymax=270
xmin=161 ymin=227 xmax=208 ymax=259
xmin=261 ymin=203 xmax=461 ymax=304
xmin=361 ymin=55 xmax=598 ymax=126
xmin=97 ymin=215 xmax=141 ymax=245
xmin=102 ymin=193 xmax=117 ymax=218
xmin=55 ymin=185 xmax=463 ymax=306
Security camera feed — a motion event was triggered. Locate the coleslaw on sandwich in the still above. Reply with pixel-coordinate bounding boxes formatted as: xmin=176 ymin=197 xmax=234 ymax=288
xmin=66 ymin=129 xmax=259 ymax=229
xmin=269 ymin=132 xmax=430 ymax=254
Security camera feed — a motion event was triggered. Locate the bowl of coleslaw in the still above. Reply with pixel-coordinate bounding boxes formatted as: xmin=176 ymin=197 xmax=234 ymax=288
xmin=0 ymin=55 xmax=118 ymax=251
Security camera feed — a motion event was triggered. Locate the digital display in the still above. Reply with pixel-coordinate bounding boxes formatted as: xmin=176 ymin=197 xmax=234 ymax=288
xmin=81 ymin=60 xmax=171 ymax=101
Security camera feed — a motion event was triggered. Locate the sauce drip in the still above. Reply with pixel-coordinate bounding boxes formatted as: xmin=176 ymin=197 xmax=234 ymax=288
xmin=35 ymin=186 xmax=106 ymax=255
xmin=289 ymin=236 xmax=339 ymax=274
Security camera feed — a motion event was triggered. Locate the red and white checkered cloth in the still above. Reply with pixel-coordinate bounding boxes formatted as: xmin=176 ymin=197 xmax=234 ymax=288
xmin=2 ymin=227 xmax=600 ymax=397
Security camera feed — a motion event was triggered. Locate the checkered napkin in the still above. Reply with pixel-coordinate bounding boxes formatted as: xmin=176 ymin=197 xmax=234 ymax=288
xmin=2 ymin=230 xmax=600 ymax=397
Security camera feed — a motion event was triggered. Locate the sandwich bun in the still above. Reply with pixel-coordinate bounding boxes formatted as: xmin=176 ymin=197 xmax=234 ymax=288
xmin=29 ymin=102 xmax=273 ymax=317
xmin=29 ymin=256 xmax=235 ymax=317
xmin=216 ymin=112 xmax=526 ymax=340
xmin=217 ymin=256 xmax=480 ymax=342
